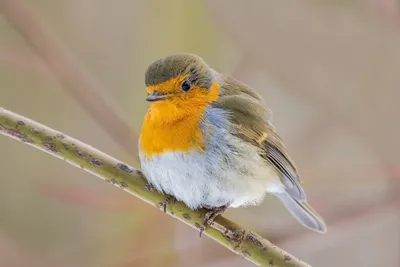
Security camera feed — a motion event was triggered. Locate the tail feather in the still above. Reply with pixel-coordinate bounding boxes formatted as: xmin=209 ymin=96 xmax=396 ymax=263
xmin=276 ymin=191 xmax=327 ymax=233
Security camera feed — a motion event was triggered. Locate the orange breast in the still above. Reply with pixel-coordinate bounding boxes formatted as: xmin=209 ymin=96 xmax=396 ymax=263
xmin=140 ymin=81 xmax=220 ymax=157
xmin=140 ymin=107 xmax=205 ymax=156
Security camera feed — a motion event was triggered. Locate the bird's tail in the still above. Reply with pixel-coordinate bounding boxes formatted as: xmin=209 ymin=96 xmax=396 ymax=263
xmin=275 ymin=191 xmax=327 ymax=233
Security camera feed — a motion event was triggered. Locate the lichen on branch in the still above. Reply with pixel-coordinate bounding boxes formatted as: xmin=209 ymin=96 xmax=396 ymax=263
xmin=0 ymin=107 xmax=310 ymax=267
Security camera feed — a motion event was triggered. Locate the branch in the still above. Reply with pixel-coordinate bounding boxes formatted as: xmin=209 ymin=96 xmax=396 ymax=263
xmin=0 ymin=107 xmax=310 ymax=267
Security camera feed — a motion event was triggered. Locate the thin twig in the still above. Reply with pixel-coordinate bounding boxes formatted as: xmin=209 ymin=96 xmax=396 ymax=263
xmin=0 ymin=0 xmax=139 ymax=161
xmin=0 ymin=106 xmax=310 ymax=267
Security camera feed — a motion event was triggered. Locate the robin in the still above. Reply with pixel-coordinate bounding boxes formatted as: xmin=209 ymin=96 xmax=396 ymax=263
xmin=139 ymin=53 xmax=327 ymax=233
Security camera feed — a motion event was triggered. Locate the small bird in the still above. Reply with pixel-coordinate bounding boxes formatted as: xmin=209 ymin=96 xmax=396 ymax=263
xmin=139 ymin=54 xmax=327 ymax=233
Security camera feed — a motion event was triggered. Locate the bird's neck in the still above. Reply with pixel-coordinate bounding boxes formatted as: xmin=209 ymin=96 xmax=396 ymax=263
xmin=139 ymin=81 xmax=220 ymax=157
xmin=139 ymin=100 xmax=207 ymax=157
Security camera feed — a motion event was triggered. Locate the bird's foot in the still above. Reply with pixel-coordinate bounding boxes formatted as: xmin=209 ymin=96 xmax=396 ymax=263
xmin=200 ymin=204 xmax=229 ymax=237
xmin=157 ymin=195 xmax=175 ymax=214
xmin=144 ymin=183 xmax=156 ymax=192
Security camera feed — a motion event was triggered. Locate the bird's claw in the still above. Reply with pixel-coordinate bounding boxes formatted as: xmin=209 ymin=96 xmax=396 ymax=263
xmin=144 ymin=183 xmax=156 ymax=192
xmin=199 ymin=204 xmax=229 ymax=237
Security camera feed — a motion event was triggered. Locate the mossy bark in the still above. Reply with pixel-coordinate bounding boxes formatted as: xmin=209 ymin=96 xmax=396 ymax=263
xmin=0 ymin=107 xmax=311 ymax=267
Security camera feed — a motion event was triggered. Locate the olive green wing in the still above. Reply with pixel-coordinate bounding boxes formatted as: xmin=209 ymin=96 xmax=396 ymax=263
xmin=213 ymin=76 xmax=306 ymax=201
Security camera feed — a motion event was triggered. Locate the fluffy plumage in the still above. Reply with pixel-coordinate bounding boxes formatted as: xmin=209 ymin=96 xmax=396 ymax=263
xmin=139 ymin=54 xmax=326 ymax=233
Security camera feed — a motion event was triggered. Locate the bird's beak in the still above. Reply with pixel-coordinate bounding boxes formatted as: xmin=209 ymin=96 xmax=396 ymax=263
xmin=146 ymin=92 xmax=172 ymax=102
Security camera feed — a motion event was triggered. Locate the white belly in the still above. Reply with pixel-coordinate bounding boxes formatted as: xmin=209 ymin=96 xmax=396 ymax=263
xmin=139 ymin=134 xmax=284 ymax=209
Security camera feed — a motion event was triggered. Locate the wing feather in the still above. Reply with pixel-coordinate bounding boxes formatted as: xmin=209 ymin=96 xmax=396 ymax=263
xmin=213 ymin=76 xmax=306 ymax=201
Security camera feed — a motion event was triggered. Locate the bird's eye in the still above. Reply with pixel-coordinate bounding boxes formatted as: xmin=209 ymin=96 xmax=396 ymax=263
xmin=181 ymin=80 xmax=191 ymax=92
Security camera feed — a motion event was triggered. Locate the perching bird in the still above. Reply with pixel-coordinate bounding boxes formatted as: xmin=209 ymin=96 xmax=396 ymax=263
xmin=139 ymin=53 xmax=326 ymax=233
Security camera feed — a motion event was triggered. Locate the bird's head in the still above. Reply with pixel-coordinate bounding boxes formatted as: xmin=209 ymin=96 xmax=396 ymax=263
xmin=144 ymin=54 xmax=220 ymax=122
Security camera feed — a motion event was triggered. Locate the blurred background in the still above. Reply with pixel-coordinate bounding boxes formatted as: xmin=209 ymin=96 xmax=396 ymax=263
xmin=0 ymin=0 xmax=399 ymax=266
